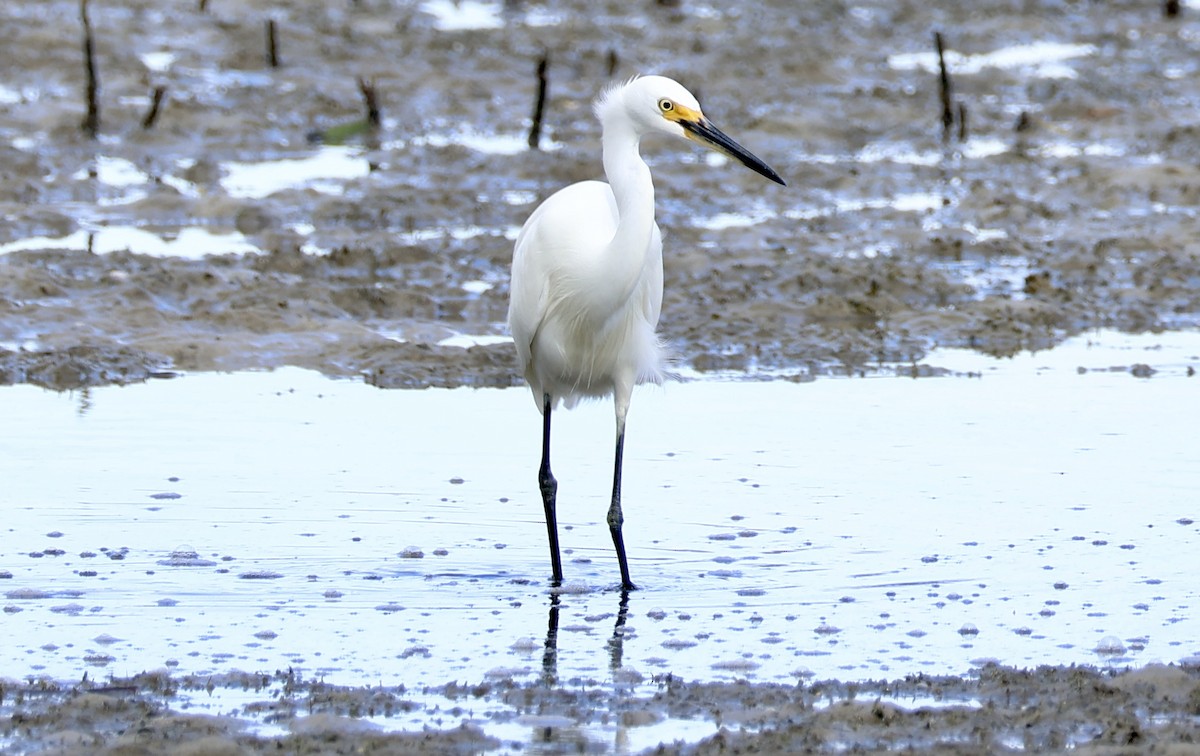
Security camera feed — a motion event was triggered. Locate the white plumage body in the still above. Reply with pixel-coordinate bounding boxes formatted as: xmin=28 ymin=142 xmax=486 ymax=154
xmin=508 ymin=178 xmax=665 ymax=414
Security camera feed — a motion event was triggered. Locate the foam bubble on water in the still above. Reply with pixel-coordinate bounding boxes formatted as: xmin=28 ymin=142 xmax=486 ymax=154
xmin=707 ymin=569 xmax=742 ymax=578
xmin=239 ymin=570 xmax=284 ymax=580
xmin=5 ymin=588 xmax=52 ymax=600
xmin=711 ymin=658 xmax=760 ymax=672
xmin=1095 ymin=636 xmax=1126 ymax=655
xmin=484 ymin=666 xmax=532 ymax=680
xmin=662 ymin=638 xmax=698 ymax=650
xmin=159 ymin=546 xmax=217 ymax=567
xmin=508 ymin=637 xmax=540 ymax=653
xmin=84 ymin=653 xmax=115 ymax=666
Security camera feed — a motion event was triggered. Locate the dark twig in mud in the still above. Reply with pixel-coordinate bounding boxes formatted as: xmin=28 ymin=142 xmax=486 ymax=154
xmin=198 ymin=0 xmax=208 ymax=11
xmin=934 ymin=31 xmax=954 ymax=142
xmin=80 ymin=0 xmax=99 ymax=138
xmin=957 ymin=100 xmax=968 ymax=141
xmin=1165 ymin=0 xmax=1181 ymax=18
xmin=527 ymin=52 xmax=549 ymax=150
xmin=607 ymin=48 xmax=619 ymax=78
xmin=357 ymin=77 xmax=380 ymax=128
xmin=141 ymin=85 xmax=167 ymax=130
xmin=265 ymin=19 xmax=280 ymax=68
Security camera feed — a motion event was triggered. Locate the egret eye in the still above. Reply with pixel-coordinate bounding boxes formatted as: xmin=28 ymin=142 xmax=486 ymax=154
xmin=658 ymin=99 xmax=674 ymax=113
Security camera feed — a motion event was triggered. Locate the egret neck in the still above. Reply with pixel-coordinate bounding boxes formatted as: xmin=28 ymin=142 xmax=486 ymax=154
xmin=589 ymin=112 xmax=656 ymax=325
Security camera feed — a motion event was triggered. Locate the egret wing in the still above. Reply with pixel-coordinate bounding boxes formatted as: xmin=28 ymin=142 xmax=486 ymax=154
xmin=508 ymin=180 xmax=618 ymax=376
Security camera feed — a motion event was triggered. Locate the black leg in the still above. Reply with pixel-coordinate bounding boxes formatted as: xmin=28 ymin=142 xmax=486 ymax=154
xmin=539 ymin=393 xmax=563 ymax=585
xmin=607 ymin=428 xmax=635 ymax=590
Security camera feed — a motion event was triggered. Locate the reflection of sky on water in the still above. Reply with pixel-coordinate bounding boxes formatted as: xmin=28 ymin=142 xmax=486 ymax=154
xmin=2 ymin=330 xmax=1196 ymax=691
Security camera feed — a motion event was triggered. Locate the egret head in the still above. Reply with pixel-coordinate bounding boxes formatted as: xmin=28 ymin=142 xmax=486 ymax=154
xmin=597 ymin=75 xmax=786 ymax=186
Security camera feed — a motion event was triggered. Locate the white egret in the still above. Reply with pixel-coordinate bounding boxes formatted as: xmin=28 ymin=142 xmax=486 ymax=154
xmin=508 ymin=75 xmax=785 ymax=590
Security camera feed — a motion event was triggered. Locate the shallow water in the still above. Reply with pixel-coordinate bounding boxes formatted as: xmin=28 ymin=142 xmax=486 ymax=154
xmin=2 ymin=330 xmax=1196 ymax=690
xmin=2 ymin=330 xmax=1198 ymax=750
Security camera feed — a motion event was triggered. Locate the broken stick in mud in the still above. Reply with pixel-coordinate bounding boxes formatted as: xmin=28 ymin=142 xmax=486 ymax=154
xmin=80 ymin=0 xmax=99 ymax=138
xmin=265 ymin=19 xmax=280 ymax=68
xmin=527 ymin=52 xmax=549 ymax=150
xmin=934 ymin=31 xmax=954 ymax=142
xmin=141 ymin=85 xmax=167 ymax=130
xmin=358 ymin=77 xmax=380 ymax=129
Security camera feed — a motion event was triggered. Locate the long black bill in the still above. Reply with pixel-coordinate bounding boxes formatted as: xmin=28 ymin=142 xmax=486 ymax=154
xmin=682 ymin=118 xmax=786 ymax=186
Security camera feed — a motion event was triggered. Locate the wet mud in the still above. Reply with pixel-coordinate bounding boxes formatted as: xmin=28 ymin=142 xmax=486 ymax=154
xmin=3 ymin=664 xmax=1200 ymax=754
xmin=3 ymin=1 xmax=1200 ymax=390
xmin=3 ymin=0 xmax=1200 ymax=752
